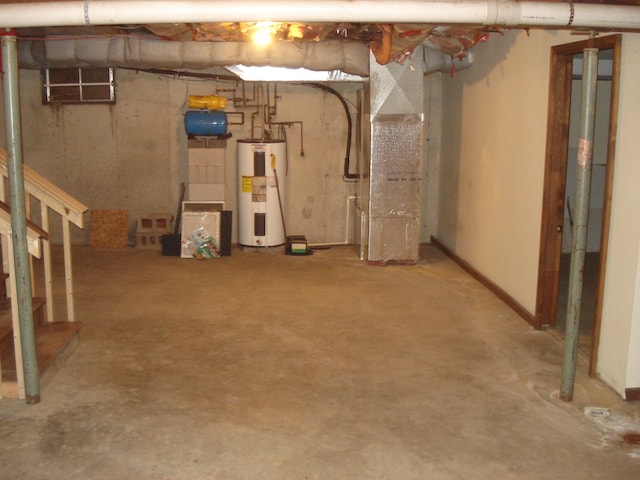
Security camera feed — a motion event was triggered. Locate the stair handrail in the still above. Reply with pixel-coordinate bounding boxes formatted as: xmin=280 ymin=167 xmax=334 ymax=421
xmin=0 ymin=201 xmax=47 ymax=258
xmin=0 ymin=149 xmax=87 ymax=228
xmin=0 ymin=147 xmax=87 ymax=326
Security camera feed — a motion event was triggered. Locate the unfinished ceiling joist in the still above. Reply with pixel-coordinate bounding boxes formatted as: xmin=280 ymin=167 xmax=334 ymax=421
xmin=1 ymin=1 xmax=640 ymax=30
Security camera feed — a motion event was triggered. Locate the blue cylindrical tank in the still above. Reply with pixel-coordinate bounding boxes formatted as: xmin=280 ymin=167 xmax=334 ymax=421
xmin=184 ymin=110 xmax=228 ymax=136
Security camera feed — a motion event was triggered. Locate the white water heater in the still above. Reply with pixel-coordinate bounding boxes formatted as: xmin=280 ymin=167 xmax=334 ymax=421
xmin=237 ymin=139 xmax=287 ymax=247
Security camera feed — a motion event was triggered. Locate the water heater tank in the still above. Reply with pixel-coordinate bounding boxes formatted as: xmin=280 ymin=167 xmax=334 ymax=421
xmin=237 ymin=140 xmax=287 ymax=247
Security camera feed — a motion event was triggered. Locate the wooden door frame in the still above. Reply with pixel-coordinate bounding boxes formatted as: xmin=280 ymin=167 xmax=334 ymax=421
xmin=534 ymin=34 xmax=621 ymax=377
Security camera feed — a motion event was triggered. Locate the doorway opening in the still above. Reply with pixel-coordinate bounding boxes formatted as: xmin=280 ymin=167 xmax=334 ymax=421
xmin=535 ymin=35 xmax=621 ymax=376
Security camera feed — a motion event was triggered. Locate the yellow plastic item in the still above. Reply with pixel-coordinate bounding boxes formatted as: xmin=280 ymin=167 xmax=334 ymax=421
xmin=187 ymin=95 xmax=227 ymax=110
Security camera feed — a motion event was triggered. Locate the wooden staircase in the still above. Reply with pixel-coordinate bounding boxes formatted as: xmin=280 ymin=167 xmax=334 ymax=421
xmin=0 ymin=275 xmax=81 ymax=398
xmin=0 ymin=148 xmax=87 ymax=400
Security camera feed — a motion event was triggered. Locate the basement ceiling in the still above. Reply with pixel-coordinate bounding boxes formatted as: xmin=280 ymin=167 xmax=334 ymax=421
xmin=16 ymin=22 xmax=500 ymax=77
xmin=10 ymin=0 xmax=640 ymax=75
xmin=148 ymin=22 xmax=500 ymax=64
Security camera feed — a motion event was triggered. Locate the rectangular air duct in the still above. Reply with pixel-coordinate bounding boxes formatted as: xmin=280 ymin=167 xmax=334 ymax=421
xmin=358 ymin=50 xmax=424 ymax=264
xmin=366 ymin=114 xmax=423 ymax=264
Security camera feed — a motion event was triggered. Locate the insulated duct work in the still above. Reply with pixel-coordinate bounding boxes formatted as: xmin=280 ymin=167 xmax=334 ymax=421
xmin=18 ymin=33 xmax=470 ymax=78
xmin=359 ymin=51 xmax=424 ymax=265
xmin=18 ymin=37 xmax=371 ymax=76
xmin=424 ymin=47 xmax=474 ymax=75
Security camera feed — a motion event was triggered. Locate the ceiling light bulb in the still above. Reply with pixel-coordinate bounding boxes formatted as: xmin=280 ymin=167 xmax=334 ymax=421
xmin=252 ymin=22 xmax=274 ymax=47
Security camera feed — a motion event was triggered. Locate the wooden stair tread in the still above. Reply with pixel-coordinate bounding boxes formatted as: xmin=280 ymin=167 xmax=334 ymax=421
xmin=1 ymin=321 xmax=81 ymax=382
xmin=0 ymin=289 xmax=79 ymax=398
xmin=0 ymin=297 xmax=47 ymax=329
xmin=0 ymin=297 xmax=47 ymax=336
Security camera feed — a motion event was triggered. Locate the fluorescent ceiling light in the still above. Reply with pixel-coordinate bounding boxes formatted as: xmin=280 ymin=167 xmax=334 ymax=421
xmin=226 ymin=65 xmax=366 ymax=82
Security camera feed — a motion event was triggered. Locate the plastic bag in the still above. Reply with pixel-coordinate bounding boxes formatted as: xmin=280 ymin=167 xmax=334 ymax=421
xmin=182 ymin=225 xmax=220 ymax=259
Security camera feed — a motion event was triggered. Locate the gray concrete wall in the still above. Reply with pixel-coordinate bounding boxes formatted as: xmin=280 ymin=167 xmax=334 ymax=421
xmin=1 ymin=68 xmax=361 ymax=246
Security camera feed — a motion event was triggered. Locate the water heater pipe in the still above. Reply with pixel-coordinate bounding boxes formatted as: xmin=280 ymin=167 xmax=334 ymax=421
xmin=302 ymin=83 xmax=356 ymax=180
xmin=0 ymin=1 xmax=639 ymax=30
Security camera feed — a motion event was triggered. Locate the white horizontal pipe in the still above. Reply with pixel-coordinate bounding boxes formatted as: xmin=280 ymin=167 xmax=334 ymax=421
xmin=1 ymin=1 xmax=640 ymax=30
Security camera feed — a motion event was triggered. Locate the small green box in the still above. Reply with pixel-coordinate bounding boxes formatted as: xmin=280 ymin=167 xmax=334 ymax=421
xmin=286 ymin=235 xmax=310 ymax=256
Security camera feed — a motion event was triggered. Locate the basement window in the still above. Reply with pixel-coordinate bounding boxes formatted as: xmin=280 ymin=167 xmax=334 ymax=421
xmin=42 ymin=68 xmax=115 ymax=104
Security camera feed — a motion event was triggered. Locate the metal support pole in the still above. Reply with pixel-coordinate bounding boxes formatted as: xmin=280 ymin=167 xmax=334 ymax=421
xmin=560 ymin=46 xmax=599 ymax=402
xmin=1 ymin=29 xmax=41 ymax=404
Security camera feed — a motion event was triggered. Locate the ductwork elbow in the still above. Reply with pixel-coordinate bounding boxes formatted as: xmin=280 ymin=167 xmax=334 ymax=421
xmin=423 ymin=47 xmax=474 ymax=75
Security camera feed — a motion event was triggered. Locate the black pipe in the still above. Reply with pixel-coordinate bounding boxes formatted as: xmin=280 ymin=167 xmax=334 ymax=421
xmin=120 ymin=67 xmax=239 ymax=82
xmin=302 ymin=82 xmax=358 ymax=180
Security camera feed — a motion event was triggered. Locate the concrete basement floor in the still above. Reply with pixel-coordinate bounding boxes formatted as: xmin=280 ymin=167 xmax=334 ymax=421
xmin=1 ymin=244 xmax=639 ymax=479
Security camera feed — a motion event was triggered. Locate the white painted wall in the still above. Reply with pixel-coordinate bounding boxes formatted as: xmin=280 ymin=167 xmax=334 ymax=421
xmin=439 ymin=29 xmax=574 ymax=314
xmin=438 ymin=30 xmax=640 ymax=397
xmin=597 ymin=34 xmax=640 ymax=397
xmin=0 ymin=69 xmax=360 ymax=246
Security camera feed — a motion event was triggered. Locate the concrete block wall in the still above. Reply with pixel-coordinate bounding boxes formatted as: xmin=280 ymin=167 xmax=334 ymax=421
xmin=188 ymin=144 xmax=226 ymax=202
xmin=0 ymin=69 xmax=361 ymax=246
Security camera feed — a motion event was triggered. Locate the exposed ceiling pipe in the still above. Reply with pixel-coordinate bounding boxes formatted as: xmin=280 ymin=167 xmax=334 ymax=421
xmin=1 ymin=1 xmax=640 ymax=30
